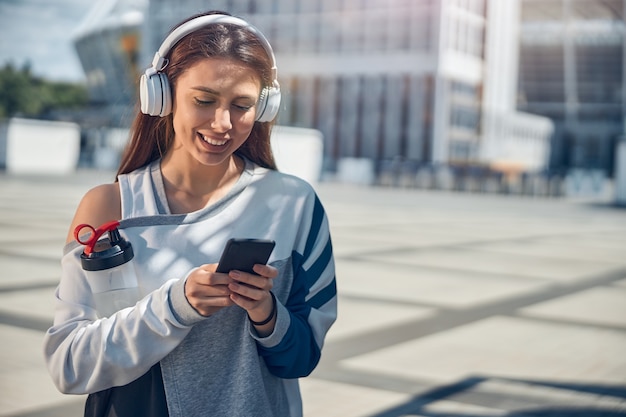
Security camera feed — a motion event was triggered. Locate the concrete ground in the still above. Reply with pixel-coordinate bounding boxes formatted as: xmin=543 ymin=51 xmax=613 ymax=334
xmin=0 ymin=170 xmax=625 ymax=416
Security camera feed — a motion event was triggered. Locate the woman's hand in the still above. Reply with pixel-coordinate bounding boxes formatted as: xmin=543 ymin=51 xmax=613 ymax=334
xmin=184 ymin=264 xmax=234 ymax=317
xmin=228 ymin=264 xmax=278 ymax=336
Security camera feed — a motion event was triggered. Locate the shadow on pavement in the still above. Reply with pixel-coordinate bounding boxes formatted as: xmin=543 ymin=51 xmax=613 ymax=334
xmin=369 ymin=375 xmax=626 ymax=417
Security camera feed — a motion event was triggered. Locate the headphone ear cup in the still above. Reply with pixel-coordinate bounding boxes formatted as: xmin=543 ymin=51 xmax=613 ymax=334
xmin=255 ymin=86 xmax=281 ymax=122
xmin=140 ymin=71 xmax=172 ymax=117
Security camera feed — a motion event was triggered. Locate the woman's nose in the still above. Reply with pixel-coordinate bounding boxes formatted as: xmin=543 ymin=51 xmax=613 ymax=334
xmin=211 ymin=107 xmax=232 ymax=132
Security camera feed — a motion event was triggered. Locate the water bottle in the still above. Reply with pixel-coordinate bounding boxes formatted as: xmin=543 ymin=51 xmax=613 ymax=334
xmin=75 ymin=220 xmax=140 ymax=317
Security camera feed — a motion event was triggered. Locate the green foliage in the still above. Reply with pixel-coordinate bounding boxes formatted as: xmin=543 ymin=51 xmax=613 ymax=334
xmin=0 ymin=62 xmax=88 ymax=120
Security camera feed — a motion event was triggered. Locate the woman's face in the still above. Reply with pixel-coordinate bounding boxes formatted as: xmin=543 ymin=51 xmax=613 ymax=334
xmin=170 ymin=57 xmax=262 ymax=168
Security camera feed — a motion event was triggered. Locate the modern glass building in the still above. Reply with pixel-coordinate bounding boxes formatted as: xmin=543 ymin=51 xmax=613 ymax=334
xmin=75 ymin=0 xmax=559 ymax=182
xmin=141 ymin=0 xmax=553 ymax=180
xmin=72 ymin=0 xmax=146 ymax=125
xmin=142 ymin=1 xmax=448 ymax=172
xmin=518 ymin=0 xmax=625 ymax=176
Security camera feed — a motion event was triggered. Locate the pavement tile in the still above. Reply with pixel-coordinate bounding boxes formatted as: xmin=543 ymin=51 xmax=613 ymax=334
xmin=0 ymin=288 xmax=57 ymax=322
xmin=0 ymin=241 xmax=65 ymax=261
xmin=520 ymin=286 xmax=626 ymax=329
xmin=367 ymin=246 xmax=620 ymax=282
xmin=341 ymin=315 xmax=626 ymax=385
xmin=331 ymin=234 xmax=421 ymax=258
xmin=0 ymin=231 xmax=65 ymax=246
xmin=300 ymin=378 xmax=412 ymax=417
xmin=336 ymin=258 xmax=549 ymax=309
xmin=471 ymin=236 xmax=626 ymax=265
xmin=0 ymin=325 xmax=85 ymax=417
xmin=0 ymin=255 xmax=60 ymax=289
xmin=419 ymin=399 xmax=507 ymax=416
xmin=326 ymin=296 xmax=434 ymax=342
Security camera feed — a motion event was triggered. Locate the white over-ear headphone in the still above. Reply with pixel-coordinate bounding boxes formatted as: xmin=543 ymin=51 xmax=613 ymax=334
xmin=139 ymin=14 xmax=281 ymax=122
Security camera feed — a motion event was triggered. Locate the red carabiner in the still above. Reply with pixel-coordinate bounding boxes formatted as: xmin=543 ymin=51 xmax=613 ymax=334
xmin=74 ymin=220 xmax=120 ymax=255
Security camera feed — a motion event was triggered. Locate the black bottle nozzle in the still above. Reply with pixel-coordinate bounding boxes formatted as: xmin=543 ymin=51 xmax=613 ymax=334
xmin=76 ymin=221 xmax=134 ymax=271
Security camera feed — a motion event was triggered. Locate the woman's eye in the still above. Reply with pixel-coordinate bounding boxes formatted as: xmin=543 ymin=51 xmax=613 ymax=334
xmin=233 ymin=104 xmax=253 ymax=111
xmin=194 ymin=98 xmax=214 ymax=106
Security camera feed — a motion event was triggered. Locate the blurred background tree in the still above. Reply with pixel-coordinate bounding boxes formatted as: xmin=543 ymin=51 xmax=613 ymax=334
xmin=0 ymin=63 xmax=88 ymax=120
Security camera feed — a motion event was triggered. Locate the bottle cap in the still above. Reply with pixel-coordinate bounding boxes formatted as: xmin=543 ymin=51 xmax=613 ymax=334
xmin=75 ymin=221 xmax=134 ymax=271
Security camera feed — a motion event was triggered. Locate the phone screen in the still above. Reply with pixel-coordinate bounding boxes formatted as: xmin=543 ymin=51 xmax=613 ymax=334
xmin=216 ymin=238 xmax=276 ymax=274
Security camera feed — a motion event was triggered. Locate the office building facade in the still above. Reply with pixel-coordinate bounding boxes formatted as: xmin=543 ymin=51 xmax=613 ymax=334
xmin=518 ymin=0 xmax=625 ymax=176
xmin=75 ymin=0 xmax=558 ymax=181
xmin=141 ymin=0 xmax=552 ymax=179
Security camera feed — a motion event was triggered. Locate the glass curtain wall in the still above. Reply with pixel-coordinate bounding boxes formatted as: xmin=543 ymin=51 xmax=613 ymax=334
xmin=518 ymin=0 xmax=625 ymax=175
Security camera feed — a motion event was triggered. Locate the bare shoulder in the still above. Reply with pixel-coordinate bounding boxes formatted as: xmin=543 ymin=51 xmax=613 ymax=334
xmin=66 ymin=183 xmax=122 ymax=244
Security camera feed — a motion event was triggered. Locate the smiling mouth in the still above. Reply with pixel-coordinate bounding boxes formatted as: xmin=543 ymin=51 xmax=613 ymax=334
xmin=199 ymin=133 xmax=228 ymax=146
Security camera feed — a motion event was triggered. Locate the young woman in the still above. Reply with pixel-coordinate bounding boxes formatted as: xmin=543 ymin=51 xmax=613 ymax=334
xmin=43 ymin=11 xmax=337 ymax=417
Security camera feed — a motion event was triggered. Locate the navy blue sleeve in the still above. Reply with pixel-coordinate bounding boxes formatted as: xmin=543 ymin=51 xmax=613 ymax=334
xmin=257 ymin=196 xmax=337 ymax=378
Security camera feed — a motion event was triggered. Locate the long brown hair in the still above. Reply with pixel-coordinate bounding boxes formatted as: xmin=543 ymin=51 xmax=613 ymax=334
xmin=117 ymin=11 xmax=277 ymax=177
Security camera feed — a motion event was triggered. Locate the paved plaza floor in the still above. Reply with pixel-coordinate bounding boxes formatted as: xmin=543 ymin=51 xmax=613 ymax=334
xmin=0 ymin=170 xmax=625 ymax=416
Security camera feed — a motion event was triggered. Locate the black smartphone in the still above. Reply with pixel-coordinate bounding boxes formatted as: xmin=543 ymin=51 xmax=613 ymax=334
xmin=216 ymin=238 xmax=276 ymax=274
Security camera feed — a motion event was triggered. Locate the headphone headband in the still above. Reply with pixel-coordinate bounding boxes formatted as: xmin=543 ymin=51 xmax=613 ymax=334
xmin=140 ymin=13 xmax=281 ymax=121
xmin=150 ymin=14 xmax=278 ymax=82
